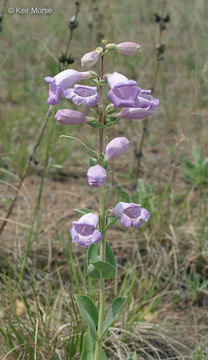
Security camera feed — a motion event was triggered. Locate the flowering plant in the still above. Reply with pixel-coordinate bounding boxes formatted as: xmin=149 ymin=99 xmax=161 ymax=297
xmin=45 ymin=40 xmax=159 ymax=360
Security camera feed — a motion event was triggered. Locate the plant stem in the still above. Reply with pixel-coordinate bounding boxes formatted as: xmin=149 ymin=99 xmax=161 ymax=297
xmin=94 ymin=188 xmax=106 ymax=360
xmin=94 ymin=47 xmax=106 ymax=360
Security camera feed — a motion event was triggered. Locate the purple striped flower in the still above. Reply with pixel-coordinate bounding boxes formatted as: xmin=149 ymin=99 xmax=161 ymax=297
xmin=113 ymin=202 xmax=150 ymax=228
xmin=107 ymin=72 xmax=141 ymax=107
xmin=116 ymin=90 xmax=159 ymax=120
xmin=70 ymin=213 xmax=102 ymax=248
xmin=55 ymin=109 xmax=86 ymax=125
xmin=87 ymin=165 xmax=107 ymax=187
xmin=73 ymin=213 xmax=99 ymax=236
xmin=64 ymin=85 xmax=99 ymax=106
xmin=44 ymin=70 xmax=90 ymax=105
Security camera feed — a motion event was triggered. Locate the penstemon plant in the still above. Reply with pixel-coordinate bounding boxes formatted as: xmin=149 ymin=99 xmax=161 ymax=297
xmin=45 ymin=40 xmax=159 ymax=360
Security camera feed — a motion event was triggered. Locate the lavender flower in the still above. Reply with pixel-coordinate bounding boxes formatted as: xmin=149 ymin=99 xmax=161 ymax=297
xmin=116 ymin=90 xmax=159 ymax=120
xmin=113 ymin=202 xmax=150 ymax=228
xmin=73 ymin=213 xmax=99 ymax=236
xmin=81 ymin=50 xmax=100 ymax=68
xmin=71 ymin=213 xmax=102 ymax=247
xmin=107 ymin=72 xmax=141 ymax=107
xmin=117 ymin=42 xmax=140 ymax=56
xmin=55 ymin=109 xmax=86 ymax=125
xmin=87 ymin=165 xmax=107 ymax=187
xmin=44 ymin=69 xmax=90 ymax=105
xmin=105 ymin=137 xmax=129 ymax=160
xmin=64 ymin=85 xmax=99 ymax=106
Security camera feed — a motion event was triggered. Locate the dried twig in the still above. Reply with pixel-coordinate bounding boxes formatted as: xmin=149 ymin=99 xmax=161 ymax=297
xmin=58 ymin=1 xmax=81 ymax=69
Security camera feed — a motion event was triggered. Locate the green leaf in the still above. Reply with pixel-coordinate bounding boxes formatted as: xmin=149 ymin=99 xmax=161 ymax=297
xmin=98 ymin=79 xmax=107 ymax=85
xmin=89 ymin=70 xmax=98 ymax=78
xmin=80 ymin=332 xmax=107 ymax=360
xmin=91 ymin=260 xmax=116 ymax=279
xmin=88 ymin=120 xmax=104 ymax=128
xmin=74 ymin=208 xmax=96 ymax=216
xmin=105 ymin=117 xmax=120 ymax=127
xmin=80 ymin=332 xmax=95 ymax=360
xmin=104 ymin=216 xmax=118 ymax=231
xmin=100 ymin=348 xmax=107 ymax=359
xmin=128 ymin=352 xmax=137 ymax=360
xmin=192 ymin=146 xmax=202 ymax=164
xmin=87 ymin=241 xmax=116 ymax=279
xmin=102 ymin=297 xmax=126 ymax=338
xmin=89 ymin=157 xmax=98 ymax=167
xmin=75 ymin=295 xmax=98 ymax=338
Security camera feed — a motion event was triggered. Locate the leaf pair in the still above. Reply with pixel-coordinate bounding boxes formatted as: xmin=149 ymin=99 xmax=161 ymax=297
xmin=75 ymin=294 xmax=126 ymax=359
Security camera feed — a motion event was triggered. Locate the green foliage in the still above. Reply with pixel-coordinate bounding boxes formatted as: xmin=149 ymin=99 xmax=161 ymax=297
xmin=180 ymin=146 xmax=208 ymax=186
xmin=74 ymin=208 xmax=96 ymax=216
xmin=80 ymin=332 xmax=94 ymax=360
xmin=87 ymin=241 xmax=116 ymax=279
xmin=102 ymin=297 xmax=126 ymax=338
xmin=184 ymin=273 xmax=208 ymax=302
xmin=75 ymin=295 xmax=98 ymax=338
xmin=128 ymin=352 xmax=137 ymax=360
xmin=104 ymin=216 xmax=118 ymax=230
xmin=89 ymin=157 xmax=98 ymax=167
xmin=89 ymin=260 xmax=116 ymax=280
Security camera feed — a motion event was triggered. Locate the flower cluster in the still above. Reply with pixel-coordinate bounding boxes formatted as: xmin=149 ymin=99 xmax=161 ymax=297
xmin=44 ymin=40 xmax=158 ymax=247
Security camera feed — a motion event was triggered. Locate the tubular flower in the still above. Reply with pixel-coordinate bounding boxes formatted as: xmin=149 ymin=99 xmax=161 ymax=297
xmin=73 ymin=213 xmax=99 ymax=236
xmin=104 ymin=137 xmax=129 ymax=160
xmin=87 ymin=165 xmax=107 ymax=187
xmin=70 ymin=213 xmax=102 ymax=247
xmin=113 ymin=202 xmax=150 ymax=228
xmin=117 ymin=42 xmax=140 ymax=56
xmin=64 ymin=84 xmax=99 ymax=106
xmin=44 ymin=69 xmax=90 ymax=105
xmin=107 ymin=72 xmax=141 ymax=107
xmin=116 ymin=90 xmax=159 ymax=120
xmin=81 ymin=50 xmax=100 ymax=68
xmin=55 ymin=109 xmax=86 ymax=125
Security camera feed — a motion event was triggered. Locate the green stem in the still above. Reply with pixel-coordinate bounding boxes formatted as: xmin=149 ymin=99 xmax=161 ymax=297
xmin=94 ymin=188 xmax=106 ymax=360
xmin=94 ymin=45 xmax=106 ymax=360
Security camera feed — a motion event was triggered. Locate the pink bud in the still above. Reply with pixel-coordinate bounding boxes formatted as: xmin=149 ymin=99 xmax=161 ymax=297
xmin=104 ymin=137 xmax=130 ymax=160
xmin=55 ymin=109 xmax=86 ymax=125
xmin=117 ymin=42 xmax=140 ymax=56
xmin=81 ymin=50 xmax=99 ymax=68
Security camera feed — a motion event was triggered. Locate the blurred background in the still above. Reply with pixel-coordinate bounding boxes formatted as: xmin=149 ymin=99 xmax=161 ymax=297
xmin=0 ymin=0 xmax=208 ymax=359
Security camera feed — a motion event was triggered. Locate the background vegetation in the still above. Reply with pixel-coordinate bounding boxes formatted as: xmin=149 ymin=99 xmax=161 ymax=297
xmin=0 ymin=0 xmax=208 ymax=358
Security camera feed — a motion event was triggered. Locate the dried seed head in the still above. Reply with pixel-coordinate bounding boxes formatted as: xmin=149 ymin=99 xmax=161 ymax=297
xmin=156 ymin=43 xmax=166 ymax=54
xmin=154 ymin=13 xmax=161 ymax=22
xmin=164 ymin=14 xmax=170 ymax=23
xmin=69 ymin=16 xmax=78 ymax=30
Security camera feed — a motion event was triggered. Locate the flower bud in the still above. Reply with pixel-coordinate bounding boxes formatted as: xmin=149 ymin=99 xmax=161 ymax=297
xmin=55 ymin=109 xmax=86 ymax=125
xmin=81 ymin=50 xmax=100 ymax=68
xmin=117 ymin=42 xmax=140 ymax=56
xmin=105 ymin=43 xmax=117 ymax=51
xmin=87 ymin=165 xmax=106 ymax=187
xmin=104 ymin=137 xmax=129 ymax=160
